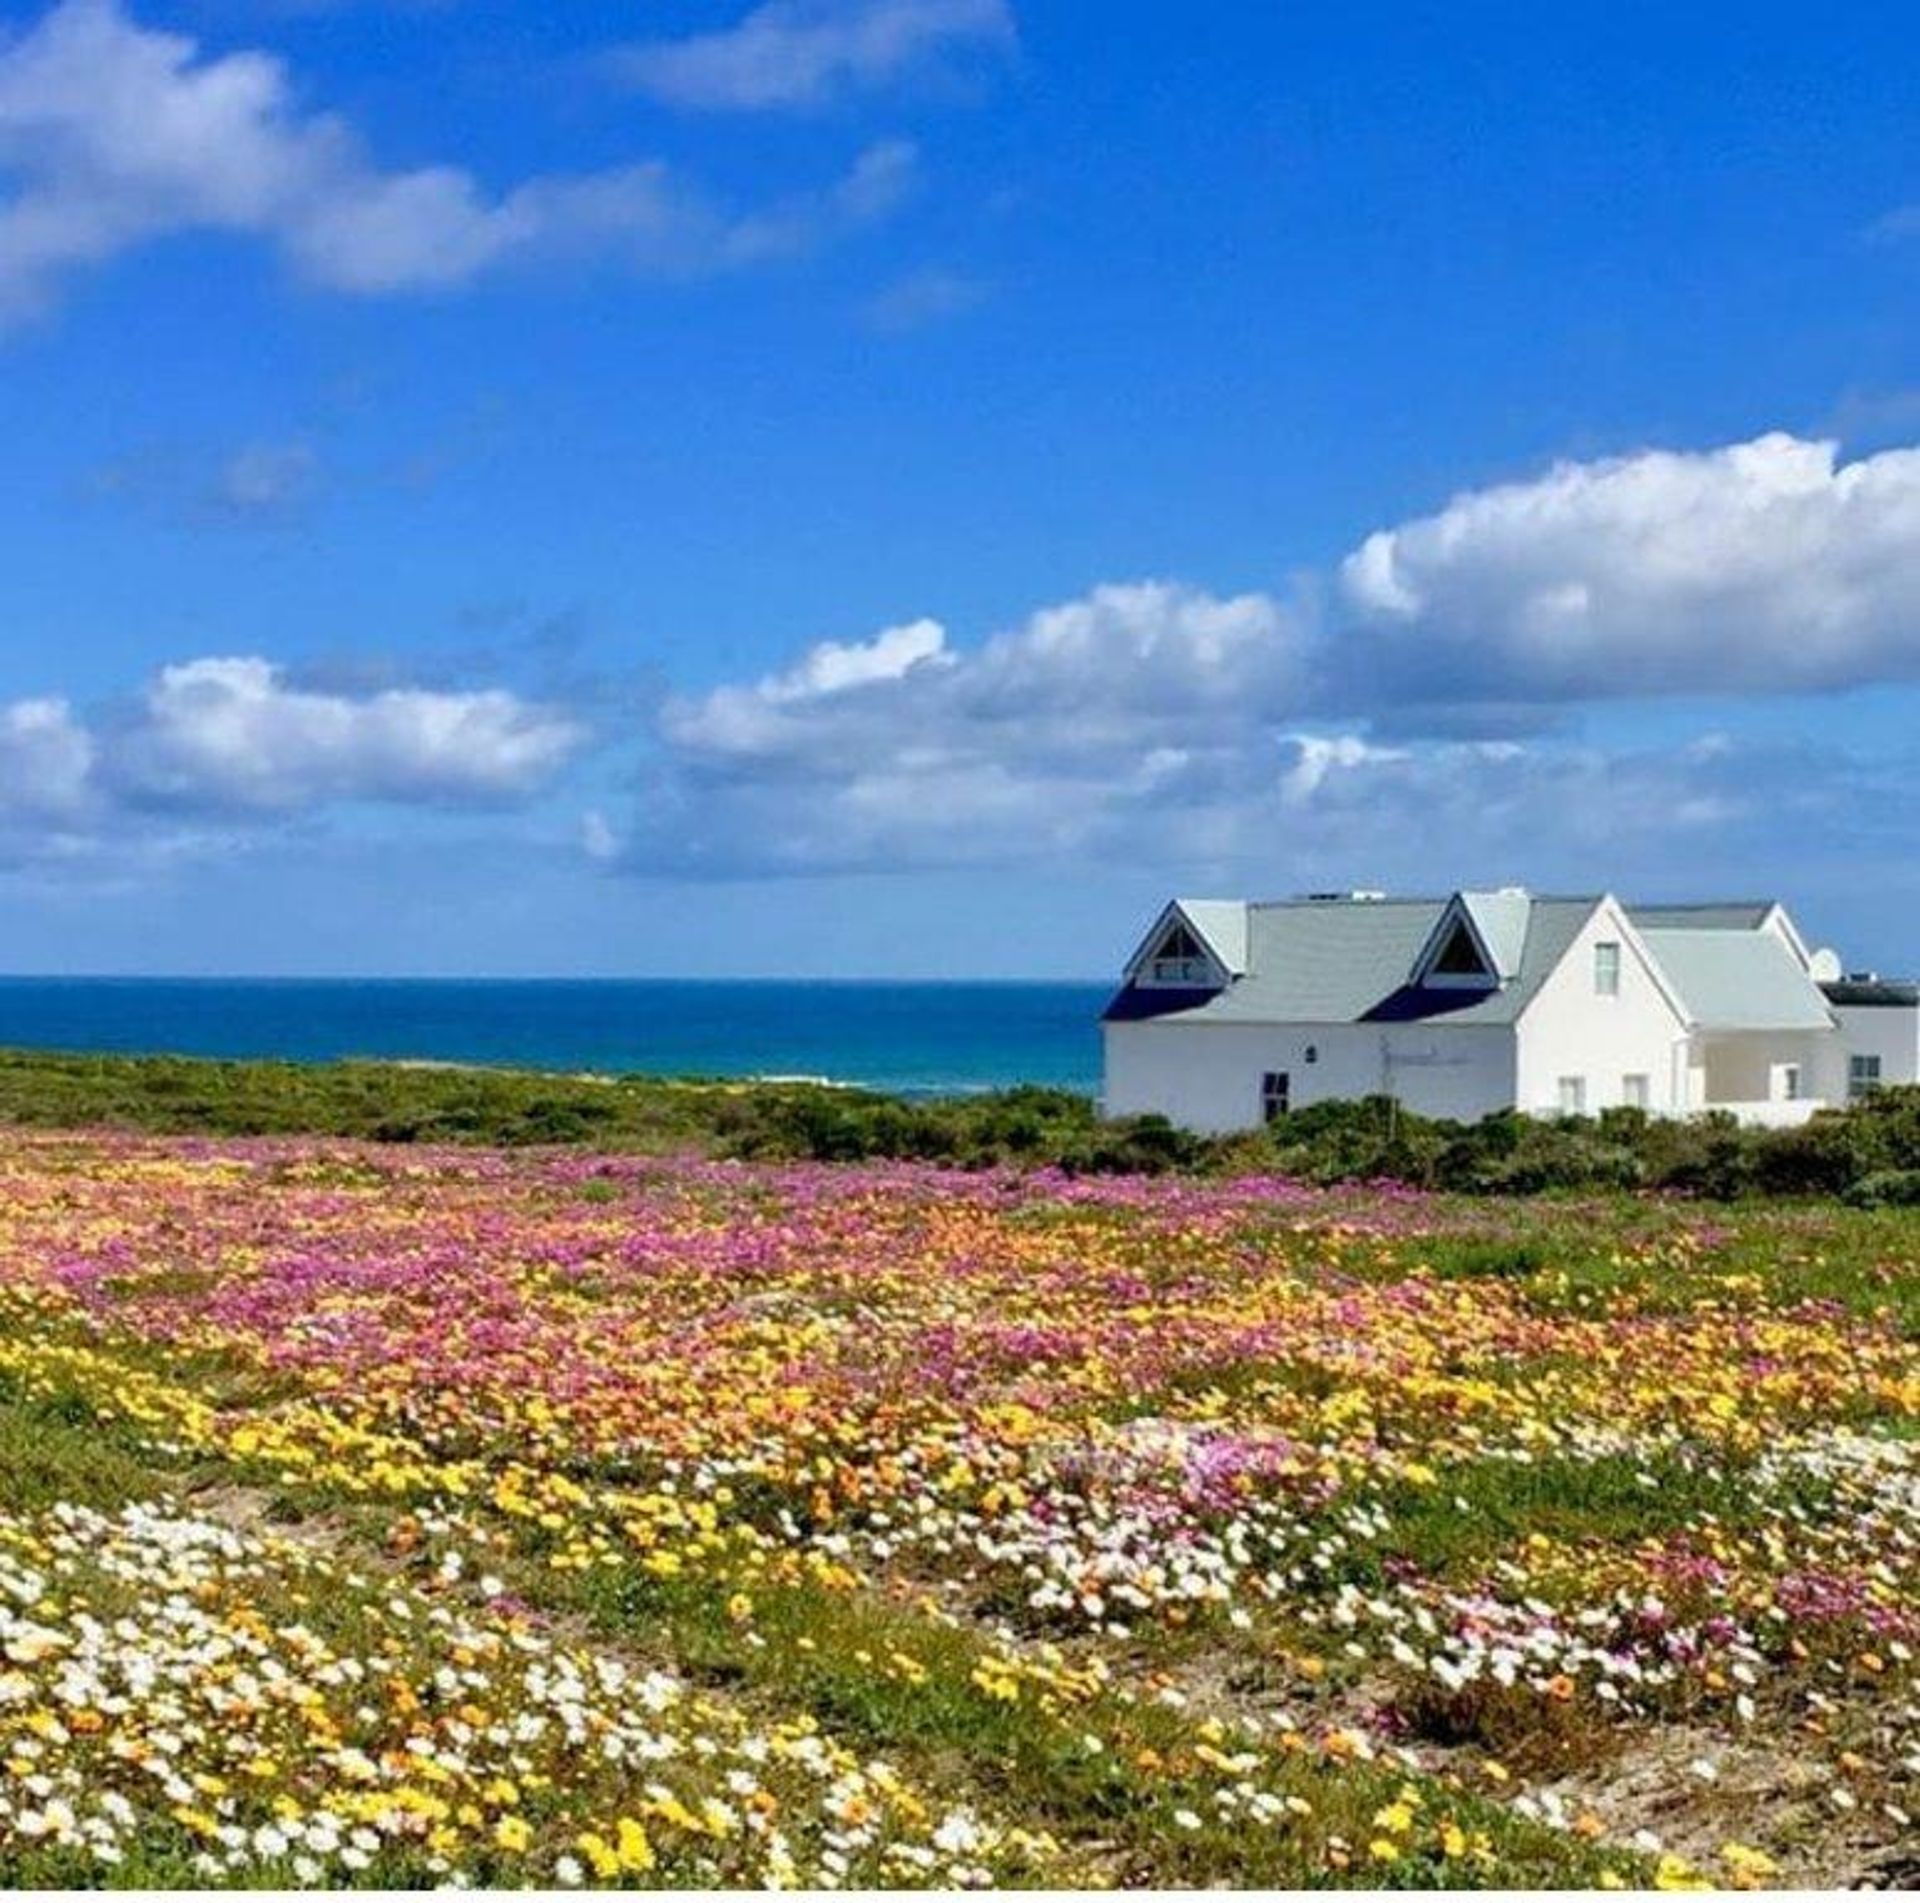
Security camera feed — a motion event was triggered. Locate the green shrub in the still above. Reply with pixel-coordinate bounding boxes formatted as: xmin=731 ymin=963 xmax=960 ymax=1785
xmin=1843 ymin=1168 xmax=1920 ymax=1209
xmin=0 ymin=1046 xmax=1911 ymax=1204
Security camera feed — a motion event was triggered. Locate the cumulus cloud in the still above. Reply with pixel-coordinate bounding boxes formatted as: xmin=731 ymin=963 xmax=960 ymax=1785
xmin=629 ymin=582 xmax=1322 ymax=874
xmin=617 ymin=0 xmax=1015 ymax=112
xmin=623 ymin=611 xmax=1910 ymax=882
xmin=604 ymin=430 xmax=1920 ymax=880
xmin=0 ymin=696 xmax=95 ymax=821
xmin=0 ymin=0 xmax=912 ymax=319
xmin=105 ymin=657 xmax=584 ymax=812
xmin=1338 ymin=432 xmax=1920 ymax=702
xmin=0 ymin=655 xmax=585 ymax=867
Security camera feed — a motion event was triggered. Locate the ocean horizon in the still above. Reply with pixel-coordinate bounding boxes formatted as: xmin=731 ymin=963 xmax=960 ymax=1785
xmin=0 ymin=977 xmax=1113 ymax=1099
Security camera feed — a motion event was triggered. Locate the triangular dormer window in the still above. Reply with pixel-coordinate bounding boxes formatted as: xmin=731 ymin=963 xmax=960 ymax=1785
xmin=1417 ymin=905 xmax=1499 ymax=989
xmin=1432 ymin=919 xmax=1491 ymax=978
xmin=1141 ymin=919 xmax=1216 ymax=987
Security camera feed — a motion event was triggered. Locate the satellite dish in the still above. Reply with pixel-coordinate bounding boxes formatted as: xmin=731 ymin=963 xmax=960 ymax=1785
xmin=1809 ymin=947 xmax=1842 ymax=982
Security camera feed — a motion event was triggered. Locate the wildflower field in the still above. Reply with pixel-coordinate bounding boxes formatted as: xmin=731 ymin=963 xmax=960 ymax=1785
xmin=0 ymin=1133 xmax=1913 ymax=1889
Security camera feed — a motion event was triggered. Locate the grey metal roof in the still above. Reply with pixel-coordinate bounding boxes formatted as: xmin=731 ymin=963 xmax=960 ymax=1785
xmin=1628 ymin=902 xmax=1776 ymax=931
xmin=1636 ymin=927 xmax=1834 ymax=1031
xmin=1103 ymin=893 xmax=1601 ymax=1027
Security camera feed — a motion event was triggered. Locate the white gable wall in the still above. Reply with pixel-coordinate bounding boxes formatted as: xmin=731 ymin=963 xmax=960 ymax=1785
xmin=1513 ymin=900 xmax=1693 ymax=1113
xmin=1103 ymin=1020 xmax=1516 ymax=1134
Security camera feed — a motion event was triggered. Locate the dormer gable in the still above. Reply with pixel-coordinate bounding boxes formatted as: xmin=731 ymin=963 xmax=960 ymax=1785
xmin=1410 ymin=892 xmax=1509 ymax=990
xmin=1123 ymin=900 xmax=1246 ymax=990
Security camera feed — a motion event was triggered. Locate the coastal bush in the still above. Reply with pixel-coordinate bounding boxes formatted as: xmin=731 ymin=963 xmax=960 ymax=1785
xmin=0 ymin=1047 xmax=1912 ymax=1202
xmin=1845 ymin=1167 xmax=1920 ymax=1208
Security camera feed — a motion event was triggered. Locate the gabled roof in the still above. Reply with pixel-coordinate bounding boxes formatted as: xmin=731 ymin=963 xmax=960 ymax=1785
xmin=1121 ymin=899 xmax=1250 ymax=982
xmin=1173 ymin=900 xmax=1249 ymax=976
xmin=1625 ymin=927 xmax=1834 ymax=1032
xmin=1103 ymin=892 xmax=1602 ymax=1027
xmin=1459 ymin=889 xmax=1532 ymax=979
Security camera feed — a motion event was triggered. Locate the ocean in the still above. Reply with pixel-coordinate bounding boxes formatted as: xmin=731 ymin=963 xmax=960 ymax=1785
xmin=0 ymin=978 xmax=1113 ymax=1098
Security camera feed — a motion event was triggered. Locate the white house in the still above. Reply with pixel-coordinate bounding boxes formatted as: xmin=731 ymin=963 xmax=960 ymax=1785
xmin=1101 ymin=888 xmax=1918 ymax=1134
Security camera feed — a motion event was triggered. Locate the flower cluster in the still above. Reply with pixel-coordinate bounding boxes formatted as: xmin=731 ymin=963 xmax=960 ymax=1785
xmin=0 ymin=1130 xmax=1911 ymax=1887
xmin=0 ymin=1497 xmax=1055 ymax=1888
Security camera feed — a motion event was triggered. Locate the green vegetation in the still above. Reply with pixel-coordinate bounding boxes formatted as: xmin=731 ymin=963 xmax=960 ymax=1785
xmin=0 ymin=1045 xmax=1913 ymax=1199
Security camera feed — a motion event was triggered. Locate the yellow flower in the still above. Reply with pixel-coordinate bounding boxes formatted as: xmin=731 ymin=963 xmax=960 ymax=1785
xmin=576 ymin=1832 xmax=621 ymax=1881
xmin=1654 ymin=1852 xmax=1708 ymax=1891
xmin=495 ymin=1815 xmax=532 ymax=1854
xmin=616 ymin=1817 xmax=656 ymax=1873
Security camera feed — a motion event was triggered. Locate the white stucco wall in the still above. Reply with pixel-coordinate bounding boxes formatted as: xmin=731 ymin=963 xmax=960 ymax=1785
xmin=1694 ymin=1029 xmax=1844 ymax=1108
xmin=1834 ymin=1002 xmax=1920 ymax=1088
xmin=1102 ymin=1020 xmax=1515 ymax=1134
xmin=1512 ymin=901 xmax=1693 ymax=1114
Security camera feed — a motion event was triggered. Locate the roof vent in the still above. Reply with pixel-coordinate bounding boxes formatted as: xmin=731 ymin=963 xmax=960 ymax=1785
xmin=1303 ymin=889 xmax=1387 ymax=903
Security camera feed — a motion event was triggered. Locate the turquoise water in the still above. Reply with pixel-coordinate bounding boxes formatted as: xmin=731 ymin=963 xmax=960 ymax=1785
xmin=0 ymin=979 xmax=1111 ymax=1098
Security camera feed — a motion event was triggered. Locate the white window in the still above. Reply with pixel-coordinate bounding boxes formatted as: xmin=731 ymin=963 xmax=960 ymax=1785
xmin=1557 ymin=1075 xmax=1586 ymax=1116
xmin=1593 ymin=941 xmax=1621 ymax=996
xmin=1621 ymin=1073 xmax=1650 ymax=1111
xmin=1260 ymin=1071 xmax=1290 ymax=1124
xmin=1848 ymin=1054 xmax=1881 ymax=1101
xmin=1777 ymin=1063 xmax=1803 ymax=1102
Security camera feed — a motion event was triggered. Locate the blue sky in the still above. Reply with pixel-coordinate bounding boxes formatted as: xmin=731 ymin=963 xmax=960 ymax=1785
xmin=0 ymin=0 xmax=1915 ymax=976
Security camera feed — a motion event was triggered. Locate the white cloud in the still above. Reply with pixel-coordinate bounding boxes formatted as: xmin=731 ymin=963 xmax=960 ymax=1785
xmin=0 ymin=0 xmax=912 ymax=318
xmin=612 ymin=429 xmax=1920 ymax=879
xmin=633 ymin=582 xmax=1318 ymax=873
xmin=106 ymin=656 xmax=584 ymax=811
xmin=0 ymin=696 xmax=95 ymax=819
xmin=624 ymin=609 xmax=1911 ymax=880
xmin=661 ymin=581 xmax=1305 ymax=773
xmin=1337 ymin=432 xmax=1920 ymax=701
xmin=0 ymin=654 xmax=585 ymax=865
xmin=617 ymin=0 xmax=1015 ymax=112
xmin=1278 ymin=733 xmax=1403 ymax=806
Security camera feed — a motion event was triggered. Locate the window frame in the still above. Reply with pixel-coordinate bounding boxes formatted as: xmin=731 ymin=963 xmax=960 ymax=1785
xmin=1556 ymin=1075 xmax=1587 ymax=1116
xmin=1260 ymin=1070 xmax=1291 ymax=1124
xmin=1593 ymin=940 xmax=1621 ymax=997
xmin=1621 ymin=1073 xmax=1650 ymax=1111
xmin=1848 ymin=1053 xmax=1882 ymax=1101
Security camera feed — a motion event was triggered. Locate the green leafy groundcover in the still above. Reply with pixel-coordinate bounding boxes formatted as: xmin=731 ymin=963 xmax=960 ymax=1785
xmin=0 ymin=1047 xmax=1912 ymax=1199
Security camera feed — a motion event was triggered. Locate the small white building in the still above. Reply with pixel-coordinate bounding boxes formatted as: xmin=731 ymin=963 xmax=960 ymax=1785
xmin=1101 ymin=888 xmax=1917 ymax=1134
